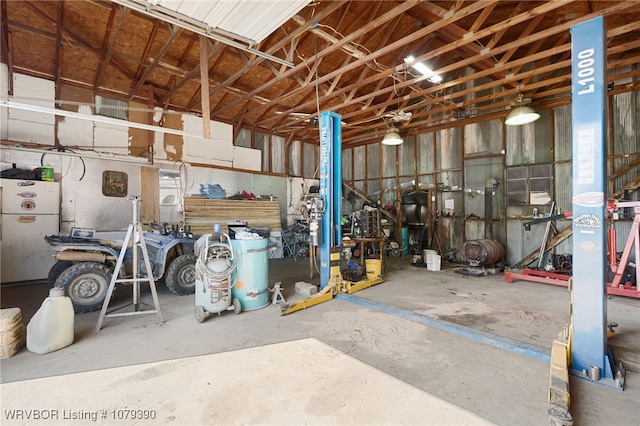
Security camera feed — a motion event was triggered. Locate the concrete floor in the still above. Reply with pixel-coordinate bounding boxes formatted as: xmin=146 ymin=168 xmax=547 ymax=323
xmin=1 ymin=256 xmax=639 ymax=425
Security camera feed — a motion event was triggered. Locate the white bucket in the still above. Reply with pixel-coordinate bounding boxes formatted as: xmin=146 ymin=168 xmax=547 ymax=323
xmin=426 ymin=254 xmax=441 ymax=271
xmin=423 ymin=249 xmax=437 ymax=264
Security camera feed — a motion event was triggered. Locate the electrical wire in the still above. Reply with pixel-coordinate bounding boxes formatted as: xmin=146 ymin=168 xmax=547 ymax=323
xmin=41 ymin=147 xmax=86 ymax=181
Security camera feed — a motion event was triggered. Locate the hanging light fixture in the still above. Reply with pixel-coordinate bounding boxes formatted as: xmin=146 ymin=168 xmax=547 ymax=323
xmin=382 ymin=128 xmax=403 ymax=145
xmin=505 ymin=95 xmax=540 ymax=126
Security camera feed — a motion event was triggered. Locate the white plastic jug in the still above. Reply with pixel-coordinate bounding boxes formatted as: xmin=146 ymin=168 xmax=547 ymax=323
xmin=27 ymin=288 xmax=74 ymax=354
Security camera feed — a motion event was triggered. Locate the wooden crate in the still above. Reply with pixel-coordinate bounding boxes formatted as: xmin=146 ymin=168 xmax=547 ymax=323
xmin=184 ymin=197 xmax=282 ymax=236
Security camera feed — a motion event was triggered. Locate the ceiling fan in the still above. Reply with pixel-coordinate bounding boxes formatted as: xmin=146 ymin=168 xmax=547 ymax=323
xmin=379 ymin=110 xmax=412 ymax=145
xmin=383 ymin=109 xmax=412 ymax=123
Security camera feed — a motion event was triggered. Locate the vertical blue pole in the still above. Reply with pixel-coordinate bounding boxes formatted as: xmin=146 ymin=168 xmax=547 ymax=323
xmin=570 ymin=17 xmax=613 ymax=381
xmin=332 ymin=114 xmax=343 ymax=245
xmin=319 ymin=111 xmax=342 ymax=288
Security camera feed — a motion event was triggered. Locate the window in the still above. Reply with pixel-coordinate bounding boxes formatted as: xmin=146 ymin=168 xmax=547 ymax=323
xmin=159 ymin=171 xmax=181 ymax=205
xmin=95 ymin=95 xmax=127 ymax=120
xmin=505 ymin=164 xmax=552 ymax=206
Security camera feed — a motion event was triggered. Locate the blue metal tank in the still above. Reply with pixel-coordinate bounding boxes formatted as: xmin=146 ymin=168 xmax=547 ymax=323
xmin=230 ymin=238 xmax=270 ymax=310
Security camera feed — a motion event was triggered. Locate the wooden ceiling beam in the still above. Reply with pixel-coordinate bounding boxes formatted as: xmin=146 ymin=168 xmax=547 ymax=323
xmin=163 ymin=32 xmax=197 ymax=105
xmin=249 ymin=0 xmax=493 ymax=128
xmin=411 ymin=2 xmax=505 ymax=81
xmin=160 ymin=39 xmax=225 ymax=106
xmin=485 ymin=1 xmax=529 ymax=50
xmin=264 ymin=12 xmax=403 ymax=130
xmin=469 ymin=2 xmax=497 ymax=33
xmin=22 ymin=1 xmax=137 ymax=84
xmin=341 ymin=36 xmax=640 ymax=142
xmin=134 ymin=18 xmax=159 ymax=81
xmin=341 ymin=49 xmax=640 ymax=145
xmin=53 ymin=2 xmax=63 ymax=91
xmin=520 ymin=33 xmax=571 ymax=89
xmin=1 ymin=1 xmax=13 ymax=95
xmin=277 ymin=0 xmax=636 ymax=139
xmin=260 ymin=0 xmax=561 ymax=131
xmin=213 ymin=0 xmax=423 ymax=117
xmin=204 ymin=2 xmax=346 ymax=106
xmin=128 ymin=24 xmax=181 ymax=99
xmin=500 ymin=15 xmax=545 ymax=67
xmin=184 ymin=17 xmax=327 ymax=112
xmin=95 ymin=4 xmax=129 ymax=90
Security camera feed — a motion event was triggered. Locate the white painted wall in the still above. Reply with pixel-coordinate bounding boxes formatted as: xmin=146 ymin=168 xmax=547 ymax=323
xmin=286 ymin=177 xmax=319 ymax=227
xmin=0 ymin=72 xmax=282 ymax=234
xmin=182 ymin=114 xmax=234 ymax=166
xmin=58 ymin=105 xmax=94 ymax=148
xmin=6 ymin=74 xmax=55 ymax=145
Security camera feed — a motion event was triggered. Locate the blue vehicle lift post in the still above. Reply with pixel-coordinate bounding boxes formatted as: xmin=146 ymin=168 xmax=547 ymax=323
xmin=570 ymin=16 xmax=624 ymax=389
xmin=319 ymin=111 xmax=342 ymax=289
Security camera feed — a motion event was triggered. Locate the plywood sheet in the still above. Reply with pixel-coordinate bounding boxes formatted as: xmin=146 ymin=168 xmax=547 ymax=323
xmin=184 ymin=197 xmax=281 ymax=235
xmin=140 ymin=166 xmax=159 ymax=225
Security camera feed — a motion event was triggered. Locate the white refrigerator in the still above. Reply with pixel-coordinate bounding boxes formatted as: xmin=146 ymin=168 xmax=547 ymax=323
xmin=1 ymin=179 xmax=60 ymax=283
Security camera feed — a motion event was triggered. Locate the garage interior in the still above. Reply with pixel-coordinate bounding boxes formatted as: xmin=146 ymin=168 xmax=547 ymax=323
xmin=1 ymin=1 xmax=639 ymax=425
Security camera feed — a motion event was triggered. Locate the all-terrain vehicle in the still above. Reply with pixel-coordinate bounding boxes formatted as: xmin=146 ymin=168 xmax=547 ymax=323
xmin=45 ymin=222 xmax=198 ymax=313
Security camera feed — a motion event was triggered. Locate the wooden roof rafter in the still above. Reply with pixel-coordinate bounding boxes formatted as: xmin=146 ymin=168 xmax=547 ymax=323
xmin=189 ymin=1 xmax=347 ymax=112
xmin=249 ymin=0 xmax=492 ymax=131
xmin=411 ymin=2 xmax=506 ymax=84
xmin=213 ymin=0 xmax=422 ymax=118
xmin=94 ymin=3 xmax=129 ymax=90
xmin=52 ymin=1 xmax=63 ymax=88
xmin=291 ymin=1 xmax=637 ymax=144
xmin=344 ymin=49 xmax=640 ymax=145
xmin=22 ymin=1 xmax=137 ymax=84
xmin=128 ymin=23 xmax=181 ymax=99
xmin=3 ymin=0 xmax=640 ymax=148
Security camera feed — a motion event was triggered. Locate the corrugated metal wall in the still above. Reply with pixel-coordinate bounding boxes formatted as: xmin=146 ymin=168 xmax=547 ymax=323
xmin=271 ymin=66 xmax=638 ymax=268
xmin=303 ymin=142 xmax=316 ymax=178
xmin=288 ymin=140 xmax=301 ymax=176
xmin=505 ymin=109 xmax=552 ymax=166
xmin=417 ymin=132 xmax=435 ymax=175
xmin=353 ymin=145 xmax=366 ymax=180
xmin=399 ymin=135 xmax=416 ymax=177
xmin=612 ymin=88 xmax=640 ymax=200
xmin=342 ymin=147 xmax=353 ymax=181
xmin=553 ymin=105 xmax=572 ymax=161
xmin=464 ymin=119 xmax=503 ymax=156
xmin=271 ymin=135 xmax=285 ymax=174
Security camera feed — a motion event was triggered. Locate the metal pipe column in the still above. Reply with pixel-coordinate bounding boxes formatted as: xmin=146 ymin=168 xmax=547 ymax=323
xmin=319 ymin=111 xmax=342 ymax=289
xmin=570 ymin=16 xmax=620 ymax=387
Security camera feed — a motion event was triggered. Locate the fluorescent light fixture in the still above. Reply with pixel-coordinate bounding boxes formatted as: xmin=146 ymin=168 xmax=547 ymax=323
xmin=412 ymin=62 xmax=432 ymax=76
xmin=382 ymin=129 xmax=403 ymax=145
xmin=505 ymin=106 xmax=540 ymax=126
xmin=405 ymin=56 xmax=442 ymax=83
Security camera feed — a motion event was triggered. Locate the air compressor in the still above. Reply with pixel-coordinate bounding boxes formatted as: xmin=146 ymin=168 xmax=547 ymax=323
xmin=194 ymin=232 xmax=240 ymax=323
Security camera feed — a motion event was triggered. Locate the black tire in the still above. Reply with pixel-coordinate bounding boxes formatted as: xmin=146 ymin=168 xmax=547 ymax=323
xmin=56 ymin=262 xmax=112 ymax=313
xmin=233 ymin=298 xmax=242 ymax=315
xmin=195 ymin=305 xmax=206 ymax=323
xmin=48 ymin=260 xmax=73 ymax=287
xmin=165 ymin=254 xmax=197 ymax=295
